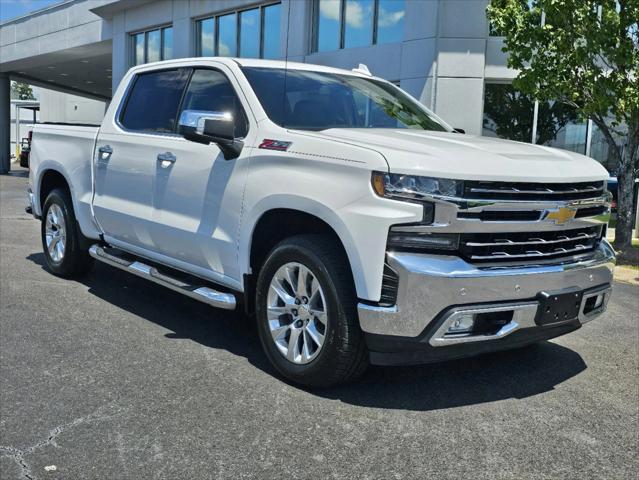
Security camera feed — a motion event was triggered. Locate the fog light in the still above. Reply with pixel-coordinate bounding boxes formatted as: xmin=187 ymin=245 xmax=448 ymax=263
xmin=593 ymin=294 xmax=604 ymax=309
xmin=446 ymin=314 xmax=475 ymax=335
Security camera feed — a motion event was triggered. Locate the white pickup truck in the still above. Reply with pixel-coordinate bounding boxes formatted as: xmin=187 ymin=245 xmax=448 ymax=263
xmin=27 ymin=58 xmax=615 ymax=387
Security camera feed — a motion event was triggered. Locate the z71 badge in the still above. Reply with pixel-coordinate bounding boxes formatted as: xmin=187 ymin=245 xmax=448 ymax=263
xmin=258 ymin=139 xmax=292 ymax=151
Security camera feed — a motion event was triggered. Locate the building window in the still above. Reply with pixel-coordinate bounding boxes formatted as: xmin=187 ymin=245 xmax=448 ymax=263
xmin=483 ymin=82 xmax=588 ymax=155
xmin=313 ymin=0 xmax=405 ymax=53
xmin=131 ymin=26 xmax=173 ymax=66
xmin=196 ymin=3 xmax=282 ymax=59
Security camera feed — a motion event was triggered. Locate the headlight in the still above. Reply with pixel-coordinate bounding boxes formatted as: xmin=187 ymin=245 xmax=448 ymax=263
xmin=372 ymin=172 xmax=463 ymax=200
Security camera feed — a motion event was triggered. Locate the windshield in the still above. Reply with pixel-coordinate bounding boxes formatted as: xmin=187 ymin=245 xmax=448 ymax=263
xmin=242 ymin=67 xmax=450 ymax=132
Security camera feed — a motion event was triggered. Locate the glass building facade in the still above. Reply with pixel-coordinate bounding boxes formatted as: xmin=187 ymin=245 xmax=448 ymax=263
xmin=131 ymin=26 xmax=173 ymax=66
xmin=314 ymin=0 xmax=405 ymax=52
xmin=196 ymin=3 xmax=282 ymax=59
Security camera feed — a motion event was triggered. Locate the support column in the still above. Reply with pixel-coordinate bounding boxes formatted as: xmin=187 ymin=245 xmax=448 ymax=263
xmin=0 ymin=73 xmax=10 ymax=174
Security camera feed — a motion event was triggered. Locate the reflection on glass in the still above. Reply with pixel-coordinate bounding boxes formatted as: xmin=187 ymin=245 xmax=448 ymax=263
xmin=242 ymin=67 xmax=449 ymax=132
xmin=240 ymin=9 xmax=260 ymax=58
xmin=535 ymin=100 xmax=586 ymax=154
xmin=482 ymin=83 xmax=534 ymax=142
xmin=344 ymin=0 xmax=374 ymax=48
xmin=262 ymin=3 xmax=281 ymax=59
xmin=317 ymin=0 xmax=341 ymax=52
xmin=589 ymin=122 xmax=626 ymax=173
xmin=146 ymin=29 xmax=161 ymax=63
xmin=198 ymin=18 xmax=215 ymax=56
xmin=134 ymin=33 xmax=145 ymax=65
xmin=377 ymin=0 xmax=404 ymax=44
xmin=218 ymin=13 xmax=237 ymax=57
xmin=162 ymin=27 xmax=173 ymax=60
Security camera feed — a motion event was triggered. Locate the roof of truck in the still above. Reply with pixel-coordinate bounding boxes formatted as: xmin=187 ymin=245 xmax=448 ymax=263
xmin=232 ymin=58 xmax=369 ymax=76
xmin=127 ymin=57 xmax=378 ymax=80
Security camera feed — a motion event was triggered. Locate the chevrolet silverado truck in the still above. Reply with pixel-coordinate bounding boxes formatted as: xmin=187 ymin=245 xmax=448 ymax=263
xmin=26 ymin=58 xmax=615 ymax=387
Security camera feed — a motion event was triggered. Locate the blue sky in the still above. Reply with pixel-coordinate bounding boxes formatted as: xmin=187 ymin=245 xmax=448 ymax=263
xmin=1 ymin=0 xmax=63 ymax=23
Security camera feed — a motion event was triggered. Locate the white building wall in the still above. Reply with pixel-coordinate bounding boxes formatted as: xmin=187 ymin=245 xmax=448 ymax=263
xmin=38 ymin=89 xmax=106 ymax=124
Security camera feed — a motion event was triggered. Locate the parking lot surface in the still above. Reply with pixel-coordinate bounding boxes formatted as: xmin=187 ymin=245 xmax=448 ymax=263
xmin=1 ymin=169 xmax=638 ymax=479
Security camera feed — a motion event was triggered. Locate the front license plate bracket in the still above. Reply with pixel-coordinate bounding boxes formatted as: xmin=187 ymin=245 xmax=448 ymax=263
xmin=535 ymin=288 xmax=583 ymax=326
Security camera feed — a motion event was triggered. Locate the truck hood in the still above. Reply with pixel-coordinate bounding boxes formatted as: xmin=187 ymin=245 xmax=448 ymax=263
xmin=311 ymin=129 xmax=609 ymax=183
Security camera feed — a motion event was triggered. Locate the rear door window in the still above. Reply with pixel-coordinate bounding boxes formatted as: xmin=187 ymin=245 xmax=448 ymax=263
xmin=120 ymin=69 xmax=190 ymax=133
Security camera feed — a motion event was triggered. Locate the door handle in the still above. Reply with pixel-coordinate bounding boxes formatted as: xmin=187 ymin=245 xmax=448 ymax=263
xmin=98 ymin=145 xmax=113 ymax=160
xmin=157 ymin=152 xmax=176 ymax=167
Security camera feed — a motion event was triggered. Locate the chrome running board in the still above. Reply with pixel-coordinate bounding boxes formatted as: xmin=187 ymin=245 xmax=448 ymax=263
xmin=89 ymin=244 xmax=236 ymax=310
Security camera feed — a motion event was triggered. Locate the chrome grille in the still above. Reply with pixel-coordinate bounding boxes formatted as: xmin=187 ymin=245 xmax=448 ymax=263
xmin=463 ymin=180 xmax=605 ymax=201
xmin=460 ymin=226 xmax=603 ymax=262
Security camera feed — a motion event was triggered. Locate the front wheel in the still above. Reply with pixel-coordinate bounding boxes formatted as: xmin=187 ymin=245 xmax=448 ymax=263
xmin=255 ymin=235 xmax=368 ymax=387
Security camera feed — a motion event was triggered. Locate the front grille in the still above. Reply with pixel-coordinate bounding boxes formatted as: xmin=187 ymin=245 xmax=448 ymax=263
xmin=458 ymin=210 xmax=542 ymax=222
xmin=463 ymin=180 xmax=605 ymax=201
xmin=380 ymin=263 xmax=399 ymax=306
xmin=460 ymin=226 xmax=603 ymax=262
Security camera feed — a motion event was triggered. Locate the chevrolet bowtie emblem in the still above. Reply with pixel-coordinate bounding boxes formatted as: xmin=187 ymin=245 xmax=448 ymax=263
xmin=544 ymin=207 xmax=577 ymax=225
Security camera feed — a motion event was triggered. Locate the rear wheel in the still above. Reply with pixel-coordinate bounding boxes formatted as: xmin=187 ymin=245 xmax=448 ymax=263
xmin=41 ymin=188 xmax=94 ymax=278
xmin=255 ymin=235 xmax=368 ymax=387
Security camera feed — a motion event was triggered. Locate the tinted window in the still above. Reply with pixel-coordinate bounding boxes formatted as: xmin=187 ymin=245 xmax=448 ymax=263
xmin=120 ymin=69 xmax=190 ymax=133
xmin=146 ymin=29 xmax=161 ymax=63
xmin=242 ymin=67 xmax=448 ymax=132
xmin=240 ymin=9 xmax=260 ymax=58
xmin=218 ymin=13 xmax=237 ymax=56
xmin=317 ymin=0 xmax=341 ymax=52
xmin=482 ymin=83 xmax=534 ymax=142
xmin=376 ymin=0 xmax=404 ymax=44
xmin=180 ymin=69 xmax=249 ymax=138
xmin=344 ymin=0 xmax=374 ymax=48
xmin=262 ymin=3 xmax=282 ymax=59
xmin=198 ymin=18 xmax=215 ymax=56
xmin=162 ymin=27 xmax=173 ymax=60
xmin=134 ymin=33 xmax=145 ymax=65
xmin=535 ymin=100 xmax=586 ymax=154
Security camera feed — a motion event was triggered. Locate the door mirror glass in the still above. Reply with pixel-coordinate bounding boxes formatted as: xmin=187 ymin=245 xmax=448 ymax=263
xmin=178 ymin=110 xmax=243 ymax=159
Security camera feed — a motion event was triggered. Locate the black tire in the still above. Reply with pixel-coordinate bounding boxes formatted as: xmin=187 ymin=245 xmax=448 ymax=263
xmin=41 ymin=188 xmax=94 ymax=278
xmin=255 ymin=234 xmax=368 ymax=387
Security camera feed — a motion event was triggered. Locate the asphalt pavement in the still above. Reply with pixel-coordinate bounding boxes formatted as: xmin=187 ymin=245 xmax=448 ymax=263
xmin=1 ymin=168 xmax=638 ymax=479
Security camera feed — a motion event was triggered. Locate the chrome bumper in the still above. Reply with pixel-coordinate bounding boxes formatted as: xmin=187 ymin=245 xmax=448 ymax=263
xmin=358 ymin=240 xmax=615 ymax=338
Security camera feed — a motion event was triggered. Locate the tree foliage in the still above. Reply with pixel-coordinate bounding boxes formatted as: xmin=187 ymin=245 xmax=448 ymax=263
xmin=487 ymin=0 xmax=639 ymax=248
xmin=10 ymin=81 xmax=35 ymax=100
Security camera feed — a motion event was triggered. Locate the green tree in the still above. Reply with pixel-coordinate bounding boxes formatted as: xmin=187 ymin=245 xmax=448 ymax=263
xmin=10 ymin=81 xmax=35 ymax=100
xmin=487 ymin=0 xmax=639 ymax=248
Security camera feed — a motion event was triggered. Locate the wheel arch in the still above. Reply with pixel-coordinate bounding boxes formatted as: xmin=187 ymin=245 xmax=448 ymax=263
xmin=241 ymin=199 xmax=367 ymax=311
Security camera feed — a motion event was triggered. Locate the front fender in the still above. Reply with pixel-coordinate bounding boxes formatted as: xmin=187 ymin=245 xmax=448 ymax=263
xmin=240 ymin=193 xmax=421 ymax=301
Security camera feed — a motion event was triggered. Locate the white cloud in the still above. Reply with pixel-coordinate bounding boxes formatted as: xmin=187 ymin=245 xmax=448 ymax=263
xmin=219 ymin=42 xmax=231 ymax=56
xmin=320 ymin=0 xmax=375 ymax=29
xmin=319 ymin=0 xmax=341 ymax=21
xmin=241 ymin=14 xmax=256 ymax=27
xmin=378 ymin=6 xmax=405 ymax=28
xmin=345 ymin=1 xmax=366 ymax=28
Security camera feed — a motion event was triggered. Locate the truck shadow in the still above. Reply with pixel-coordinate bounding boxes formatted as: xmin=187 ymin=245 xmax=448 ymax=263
xmin=27 ymin=253 xmax=588 ymax=412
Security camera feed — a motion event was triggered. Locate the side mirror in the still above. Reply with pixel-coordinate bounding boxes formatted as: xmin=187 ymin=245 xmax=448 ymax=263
xmin=453 ymin=128 xmax=466 ymax=134
xmin=178 ymin=110 xmax=243 ymax=160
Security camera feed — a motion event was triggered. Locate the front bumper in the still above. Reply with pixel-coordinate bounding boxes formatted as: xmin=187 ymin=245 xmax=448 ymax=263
xmin=358 ymin=241 xmax=615 ymax=365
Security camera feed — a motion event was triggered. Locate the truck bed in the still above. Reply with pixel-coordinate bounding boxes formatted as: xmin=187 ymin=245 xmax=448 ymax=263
xmin=29 ymin=123 xmax=101 ymax=239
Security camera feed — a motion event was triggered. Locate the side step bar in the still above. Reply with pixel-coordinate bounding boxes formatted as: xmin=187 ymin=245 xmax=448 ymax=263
xmin=88 ymin=244 xmax=236 ymax=310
